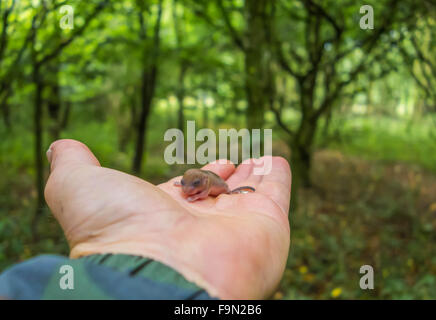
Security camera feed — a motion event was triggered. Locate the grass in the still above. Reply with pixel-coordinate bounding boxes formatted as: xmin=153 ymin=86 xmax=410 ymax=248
xmin=277 ymin=150 xmax=436 ymax=299
xmin=321 ymin=114 xmax=436 ymax=173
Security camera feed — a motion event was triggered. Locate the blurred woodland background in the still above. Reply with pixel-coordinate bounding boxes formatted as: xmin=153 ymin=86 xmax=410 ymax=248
xmin=0 ymin=0 xmax=435 ymax=299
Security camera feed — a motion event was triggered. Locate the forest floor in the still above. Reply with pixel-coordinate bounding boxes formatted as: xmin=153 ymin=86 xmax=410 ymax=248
xmin=277 ymin=149 xmax=436 ymax=299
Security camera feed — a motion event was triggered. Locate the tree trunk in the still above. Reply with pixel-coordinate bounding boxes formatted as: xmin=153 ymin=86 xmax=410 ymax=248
xmin=119 ymin=93 xmax=136 ymax=153
xmin=289 ymin=140 xmax=313 ymax=211
xmin=172 ymin=0 xmax=186 ymax=134
xmin=202 ymin=93 xmax=208 ymax=128
xmin=46 ymin=65 xmax=62 ymax=140
xmin=289 ymin=115 xmax=317 ymax=211
xmin=244 ymin=0 xmax=269 ymax=130
xmin=60 ymin=100 xmax=71 ymax=131
xmin=31 ymin=63 xmax=45 ymax=239
xmin=132 ymin=69 xmax=155 ymax=174
xmin=46 ymin=27 xmax=62 ymax=140
xmin=320 ymin=103 xmax=335 ymax=147
xmin=132 ymin=0 xmax=163 ymax=175
xmin=176 ymin=63 xmax=187 ymax=133
xmin=0 ymin=96 xmax=11 ymax=129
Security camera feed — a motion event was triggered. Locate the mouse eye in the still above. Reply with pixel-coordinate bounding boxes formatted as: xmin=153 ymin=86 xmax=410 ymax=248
xmin=192 ymin=179 xmax=201 ymax=186
xmin=181 ymin=179 xmax=185 ymax=186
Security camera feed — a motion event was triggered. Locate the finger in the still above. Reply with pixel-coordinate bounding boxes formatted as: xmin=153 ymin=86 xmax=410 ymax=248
xmin=201 ymin=159 xmax=236 ymax=180
xmin=44 ymin=139 xmax=101 ymax=214
xmin=255 ymin=156 xmax=292 ymax=215
xmin=47 ymin=139 xmax=100 ymax=172
xmin=225 ymin=158 xmax=263 ymax=189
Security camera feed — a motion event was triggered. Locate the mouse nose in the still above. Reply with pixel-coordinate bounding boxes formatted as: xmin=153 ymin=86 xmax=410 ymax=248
xmin=182 ymin=185 xmax=197 ymax=195
xmin=182 ymin=185 xmax=194 ymax=195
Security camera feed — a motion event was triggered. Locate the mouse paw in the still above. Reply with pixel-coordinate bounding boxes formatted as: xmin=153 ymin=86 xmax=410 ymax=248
xmin=187 ymin=195 xmax=205 ymax=202
xmin=187 ymin=190 xmax=209 ymax=202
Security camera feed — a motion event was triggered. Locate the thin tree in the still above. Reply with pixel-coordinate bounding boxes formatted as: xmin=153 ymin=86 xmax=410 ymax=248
xmin=132 ymin=0 xmax=164 ymax=175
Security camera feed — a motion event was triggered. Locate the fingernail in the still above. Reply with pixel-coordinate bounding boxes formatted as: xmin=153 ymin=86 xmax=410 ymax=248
xmin=46 ymin=147 xmax=53 ymax=163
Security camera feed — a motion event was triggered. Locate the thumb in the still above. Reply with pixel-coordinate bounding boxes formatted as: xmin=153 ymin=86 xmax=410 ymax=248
xmin=47 ymin=139 xmax=100 ymax=172
xmin=44 ymin=139 xmax=100 ymax=221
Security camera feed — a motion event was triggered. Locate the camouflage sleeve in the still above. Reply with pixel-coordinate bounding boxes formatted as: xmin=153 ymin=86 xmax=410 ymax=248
xmin=0 ymin=253 xmax=217 ymax=300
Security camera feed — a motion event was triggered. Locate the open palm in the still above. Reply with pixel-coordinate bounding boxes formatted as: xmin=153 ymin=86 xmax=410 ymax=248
xmin=44 ymin=139 xmax=291 ymax=299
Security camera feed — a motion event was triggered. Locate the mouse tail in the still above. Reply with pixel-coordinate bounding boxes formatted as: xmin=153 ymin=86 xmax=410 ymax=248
xmin=230 ymin=186 xmax=255 ymax=194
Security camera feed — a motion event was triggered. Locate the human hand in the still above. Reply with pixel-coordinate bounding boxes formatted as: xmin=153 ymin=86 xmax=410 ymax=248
xmin=44 ymin=139 xmax=291 ymax=299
